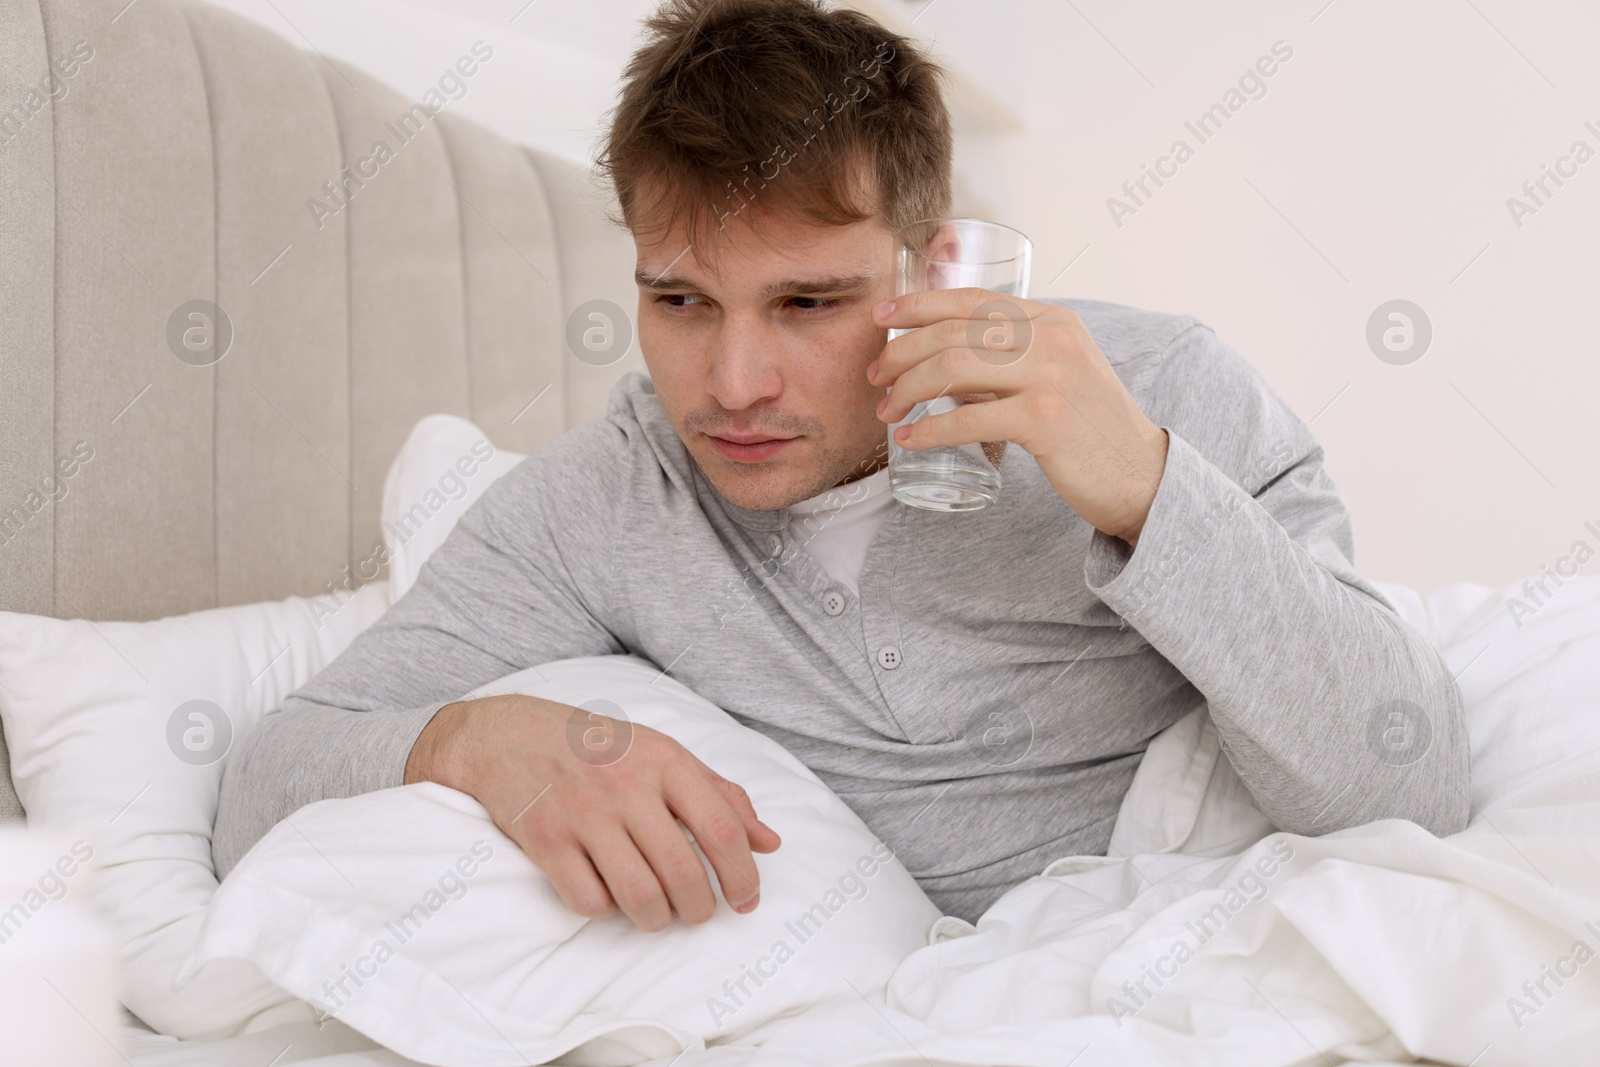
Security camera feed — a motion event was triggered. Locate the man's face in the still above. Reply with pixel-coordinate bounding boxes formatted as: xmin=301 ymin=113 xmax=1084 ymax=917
xmin=634 ymin=205 xmax=897 ymax=511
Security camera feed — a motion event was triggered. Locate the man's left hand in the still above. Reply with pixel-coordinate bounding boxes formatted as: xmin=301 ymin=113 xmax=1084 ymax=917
xmin=870 ymin=290 xmax=1170 ymax=548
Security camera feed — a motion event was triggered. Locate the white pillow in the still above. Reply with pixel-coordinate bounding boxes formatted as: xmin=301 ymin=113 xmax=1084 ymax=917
xmin=1423 ymin=575 xmax=1600 ymax=812
xmin=0 ymin=582 xmax=391 ymax=1040
xmin=183 ymin=655 xmax=944 ymax=1066
xmin=381 ymin=414 xmax=525 ymax=603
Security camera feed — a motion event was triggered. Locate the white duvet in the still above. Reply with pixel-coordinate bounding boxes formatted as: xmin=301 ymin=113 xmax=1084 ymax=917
xmin=129 ymin=576 xmax=1600 ymax=1066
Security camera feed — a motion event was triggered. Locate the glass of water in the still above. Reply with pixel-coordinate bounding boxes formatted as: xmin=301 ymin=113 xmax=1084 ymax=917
xmin=886 ymin=218 xmax=1032 ymax=512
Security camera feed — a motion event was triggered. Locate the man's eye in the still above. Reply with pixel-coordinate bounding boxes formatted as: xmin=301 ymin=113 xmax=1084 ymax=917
xmin=657 ymin=294 xmax=705 ymax=310
xmin=790 ymin=297 xmax=839 ymax=313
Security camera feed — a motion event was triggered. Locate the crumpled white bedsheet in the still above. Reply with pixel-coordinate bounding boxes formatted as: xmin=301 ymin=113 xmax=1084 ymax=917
xmin=127 ymin=577 xmax=1600 ymax=1066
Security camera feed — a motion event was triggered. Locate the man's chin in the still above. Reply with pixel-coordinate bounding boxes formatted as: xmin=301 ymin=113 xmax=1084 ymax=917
xmin=697 ymin=462 xmax=806 ymax=511
xmin=687 ymin=445 xmax=817 ymax=511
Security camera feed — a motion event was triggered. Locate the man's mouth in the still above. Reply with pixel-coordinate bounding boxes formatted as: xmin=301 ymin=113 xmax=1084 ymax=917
xmin=704 ymin=433 xmax=797 ymax=463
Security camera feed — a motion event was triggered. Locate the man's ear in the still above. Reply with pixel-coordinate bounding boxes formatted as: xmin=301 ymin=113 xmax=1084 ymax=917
xmin=922 ymin=222 xmax=961 ymax=263
xmin=917 ymin=221 xmax=962 ymax=290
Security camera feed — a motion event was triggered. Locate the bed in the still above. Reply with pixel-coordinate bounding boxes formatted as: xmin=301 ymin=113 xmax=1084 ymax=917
xmin=94 ymin=571 xmax=1600 ymax=1066
xmin=3 ymin=1 xmax=1598 ymax=1064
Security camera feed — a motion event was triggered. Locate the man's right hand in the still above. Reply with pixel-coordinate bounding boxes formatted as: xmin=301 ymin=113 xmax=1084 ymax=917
xmin=403 ymin=693 xmax=780 ymax=932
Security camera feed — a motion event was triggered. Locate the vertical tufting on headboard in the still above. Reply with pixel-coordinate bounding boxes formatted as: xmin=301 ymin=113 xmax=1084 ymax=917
xmin=0 ymin=0 xmax=642 ymax=822
xmin=0 ymin=0 xmax=55 ymax=627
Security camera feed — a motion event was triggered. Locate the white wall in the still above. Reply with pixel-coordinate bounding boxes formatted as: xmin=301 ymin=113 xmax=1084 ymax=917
xmin=208 ymin=0 xmax=1600 ymax=593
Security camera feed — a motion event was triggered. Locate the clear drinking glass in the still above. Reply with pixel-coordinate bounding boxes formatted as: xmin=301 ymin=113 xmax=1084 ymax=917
xmin=886 ymin=218 xmax=1032 ymax=512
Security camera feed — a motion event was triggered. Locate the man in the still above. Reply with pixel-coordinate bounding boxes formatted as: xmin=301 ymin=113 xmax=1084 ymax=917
xmin=214 ymin=0 xmax=1469 ymax=927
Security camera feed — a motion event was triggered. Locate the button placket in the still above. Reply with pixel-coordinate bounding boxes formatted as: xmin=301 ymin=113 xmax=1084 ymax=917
xmin=854 ymin=508 xmax=944 ymax=742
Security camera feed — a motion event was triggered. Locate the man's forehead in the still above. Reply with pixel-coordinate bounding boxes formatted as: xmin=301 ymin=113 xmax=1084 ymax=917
xmin=634 ymin=218 xmax=891 ymax=295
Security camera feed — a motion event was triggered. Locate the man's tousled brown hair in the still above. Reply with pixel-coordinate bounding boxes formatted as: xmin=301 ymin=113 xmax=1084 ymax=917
xmin=598 ymin=0 xmax=953 ymax=253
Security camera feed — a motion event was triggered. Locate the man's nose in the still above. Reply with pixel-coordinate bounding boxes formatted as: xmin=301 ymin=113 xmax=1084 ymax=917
xmin=705 ymin=319 xmax=783 ymax=411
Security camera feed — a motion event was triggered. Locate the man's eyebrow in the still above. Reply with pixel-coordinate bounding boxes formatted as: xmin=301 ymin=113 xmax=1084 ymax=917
xmin=759 ymin=271 xmax=879 ymax=299
xmin=634 ymin=270 xmax=697 ymax=291
xmin=634 ymin=270 xmax=880 ymax=297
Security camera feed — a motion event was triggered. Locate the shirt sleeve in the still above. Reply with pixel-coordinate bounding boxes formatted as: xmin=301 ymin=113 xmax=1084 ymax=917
xmin=211 ymin=427 xmax=628 ymax=877
xmin=1082 ymin=322 xmax=1470 ymax=839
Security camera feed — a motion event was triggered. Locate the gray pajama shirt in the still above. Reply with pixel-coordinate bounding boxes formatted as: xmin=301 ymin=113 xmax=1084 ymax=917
xmin=212 ymin=296 xmax=1470 ymax=922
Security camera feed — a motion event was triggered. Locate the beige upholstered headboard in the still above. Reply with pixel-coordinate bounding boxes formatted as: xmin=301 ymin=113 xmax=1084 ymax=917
xmin=0 ymin=0 xmax=642 ymax=820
